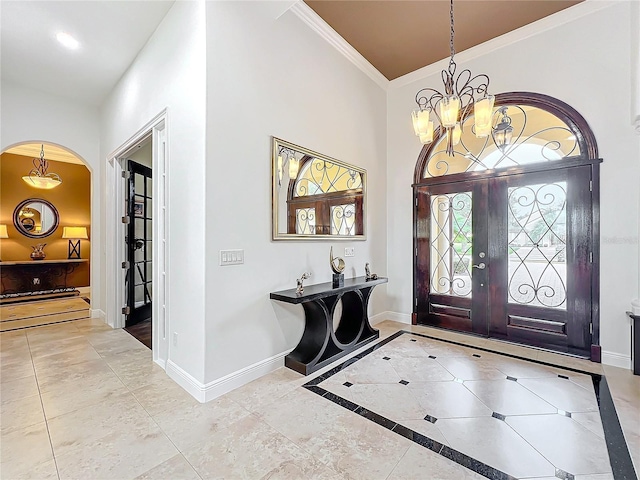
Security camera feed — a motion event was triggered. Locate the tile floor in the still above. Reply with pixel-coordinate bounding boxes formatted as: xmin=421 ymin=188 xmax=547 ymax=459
xmin=0 ymin=318 xmax=638 ymax=479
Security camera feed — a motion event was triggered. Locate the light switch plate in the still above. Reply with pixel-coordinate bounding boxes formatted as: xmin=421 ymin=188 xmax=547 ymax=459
xmin=344 ymin=247 xmax=355 ymax=257
xmin=220 ymin=249 xmax=244 ymax=265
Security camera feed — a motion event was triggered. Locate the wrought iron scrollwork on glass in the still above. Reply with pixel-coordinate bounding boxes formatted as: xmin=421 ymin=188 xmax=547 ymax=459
xmin=507 ymin=182 xmax=567 ymax=309
xmin=294 ymin=158 xmax=362 ymax=198
xmin=296 ymin=208 xmax=316 ymax=235
xmin=330 ymin=204 xmax=356 ymax=236
xmin=430 ymin=192 xmax=473 ymax=297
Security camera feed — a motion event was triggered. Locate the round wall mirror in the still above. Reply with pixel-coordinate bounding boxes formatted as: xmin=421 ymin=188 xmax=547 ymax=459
xmin=13 ymin=198 xmax=59 ymax=238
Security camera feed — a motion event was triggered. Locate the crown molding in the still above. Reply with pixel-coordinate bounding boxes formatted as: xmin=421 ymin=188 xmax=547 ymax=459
xmin=289 ymin=1 xmax=389 ymax=90
xmin=389 ymin=0 xmax=619 ymax=89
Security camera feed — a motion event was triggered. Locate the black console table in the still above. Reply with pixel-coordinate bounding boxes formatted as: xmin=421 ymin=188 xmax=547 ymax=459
xmin=270 ymin=276 xmax=387 ymax=375
xmin=0 ymin=259 xmax=88 ymax=302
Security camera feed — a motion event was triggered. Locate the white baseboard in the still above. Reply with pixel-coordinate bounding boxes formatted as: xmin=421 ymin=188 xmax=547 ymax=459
xmin=166 ymin=360 xmax=206 ymax=402
xmin=166 ymin=349 xmax=290 ymax=403
xmin=370 ymin=311 xmax=412 ymax=325
xmin=602 ymin=350 xmax=632 ymax=370
xmin=89 ymin=308 xmax=105 ymax=320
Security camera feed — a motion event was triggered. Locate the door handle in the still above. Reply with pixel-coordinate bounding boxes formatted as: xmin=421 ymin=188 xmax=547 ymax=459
xmin=472 ymin=262 xmax=486 ymax=270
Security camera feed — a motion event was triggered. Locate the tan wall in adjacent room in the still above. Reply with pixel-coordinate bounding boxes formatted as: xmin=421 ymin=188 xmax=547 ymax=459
xmin=0 ymin=152 xmax=91 ymax=287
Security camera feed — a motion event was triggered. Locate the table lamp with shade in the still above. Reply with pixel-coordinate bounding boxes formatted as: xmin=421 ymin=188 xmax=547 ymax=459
xmin=0 ymin=224 xmax=8 ymax=262
xmin=62 ymin=226 xmax=88 ymax=259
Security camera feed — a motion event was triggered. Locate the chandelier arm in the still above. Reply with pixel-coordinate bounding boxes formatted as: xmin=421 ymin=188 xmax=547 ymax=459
xmin=458 ymin=88 xmax=475 ymax=114
xmin=46 ymin=173 xmax=63 ymax=182
xmin=441 ymin=69 xmax=455 ymax=95
xmin=453 ymin=69 xmax=472 ymax=96
xmin=415 ymin=88 xmax=444 ymax=108
xmin=469 ymin=74 xmax=490 ymax=96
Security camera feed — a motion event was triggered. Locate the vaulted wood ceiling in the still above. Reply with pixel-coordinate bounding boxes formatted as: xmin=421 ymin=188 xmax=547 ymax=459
xmin=305 ymin=0 xmax=582 ymax=80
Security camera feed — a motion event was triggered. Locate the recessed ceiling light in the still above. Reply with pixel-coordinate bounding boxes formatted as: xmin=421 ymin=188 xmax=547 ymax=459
xmin=56 ymin=32 xmax=80 ymax=50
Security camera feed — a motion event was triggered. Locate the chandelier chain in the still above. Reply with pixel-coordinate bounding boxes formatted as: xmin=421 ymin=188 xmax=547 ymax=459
xmin=449 ymin=0 xmax=455 ymax=61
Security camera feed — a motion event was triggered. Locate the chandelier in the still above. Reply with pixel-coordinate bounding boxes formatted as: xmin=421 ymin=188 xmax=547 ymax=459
xmin=22 ymin=145 xmax=62 ymax=190
xmin=412 ymin=0 xmax=494 ymax=156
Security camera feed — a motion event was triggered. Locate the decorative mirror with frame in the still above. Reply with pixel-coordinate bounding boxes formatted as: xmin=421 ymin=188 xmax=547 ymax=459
xmin=13 ymin=198 xmax=59 ymax=238
xmin=272 ymin=137 xmax=366 ymax=240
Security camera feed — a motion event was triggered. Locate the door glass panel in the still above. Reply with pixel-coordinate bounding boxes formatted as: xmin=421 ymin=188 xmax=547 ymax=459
xmin=330 ymin=204 xmax=355 ymax=235
xmin=430 ymin=192 xmax=473 ymax=297
xmin=134 ymin=173 xmax=144 ymax=192
xmin=296 ymin=208 xmax=316 ymax=234
xmin=507 ymin=182 xmax=567 ymax=309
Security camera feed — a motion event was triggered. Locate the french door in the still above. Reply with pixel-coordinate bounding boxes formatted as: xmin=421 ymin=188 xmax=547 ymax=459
xmin=125 ymin=160 xmax=153 ymax=327
xmin=415 ymin=165 xmax=594 ymax=357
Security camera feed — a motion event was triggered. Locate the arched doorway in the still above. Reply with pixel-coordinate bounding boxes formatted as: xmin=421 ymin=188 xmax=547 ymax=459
xmin=0 ymin=142 xmax=92 ymax=329
xmin=413 ymin=92 xmax=601 ymax=360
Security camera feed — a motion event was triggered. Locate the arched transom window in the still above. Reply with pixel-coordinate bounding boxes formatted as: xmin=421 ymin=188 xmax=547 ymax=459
xmin=416 ymin=92 xmax=598 ymax=180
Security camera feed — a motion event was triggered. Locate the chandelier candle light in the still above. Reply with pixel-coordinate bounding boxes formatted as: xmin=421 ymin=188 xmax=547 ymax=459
xmin=412 ymin=0 xmax=494 ymax=156
xmin=22 ymin=145 xmax=63 ymax=189
xmin=277 ymin=146 xmax=300 ymax=185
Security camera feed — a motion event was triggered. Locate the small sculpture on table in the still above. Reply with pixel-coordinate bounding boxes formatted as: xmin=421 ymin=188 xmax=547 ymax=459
xmin=30 ymin=244 xmax=47 ymax=261
xmin=330 ymin=247 xmax=345 ymax=288
xmin=296 ymin=272 xmax=311 ymax=295
xmin=365 ymin=262 xmax=378 ymax=281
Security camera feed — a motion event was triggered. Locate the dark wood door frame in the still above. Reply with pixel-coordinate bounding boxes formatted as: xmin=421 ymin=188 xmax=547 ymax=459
xmin=411 ymin=92 xmax=602 ymax=361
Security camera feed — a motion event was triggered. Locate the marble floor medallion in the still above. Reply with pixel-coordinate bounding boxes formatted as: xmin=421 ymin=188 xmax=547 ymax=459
xmin=303 ymin=331 xmax=636 ymax=480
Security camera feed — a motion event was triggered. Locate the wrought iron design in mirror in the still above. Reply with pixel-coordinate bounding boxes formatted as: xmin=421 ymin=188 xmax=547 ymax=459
xmin=415 ymin=92 xmax=598 ymax=180
xmin=272 ymin=137 xmax=366 ymax=240
xmin=13 ymin=198 xmax=59 ymax=238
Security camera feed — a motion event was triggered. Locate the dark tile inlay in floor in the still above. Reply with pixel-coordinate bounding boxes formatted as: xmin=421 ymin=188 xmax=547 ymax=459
xmin=492 ymin=412 xmax=506 ymax=421
xmin=383 ymin=356 xmax=391 ymax=360
xmin=473 ymin=353 xmax=481 ymax=358
xmin=343 ymin=381 xmax=353 ymax=387
xmin=410 ymin=339 xmax=417 ymax=342
xmin=302 ymin=330 xmax=634 ymax=480
xmin=506 ymin=376 xmax=518 ymax=382
xmin=557 ymin=409 xmax=572 ymax=417
xmin=399 ymin=379 xmax=409 ymax=385
xmin=424 ymin=414 xmax=438 ymax=424
xmin=428 ymin=355 xmax=437 ymax=359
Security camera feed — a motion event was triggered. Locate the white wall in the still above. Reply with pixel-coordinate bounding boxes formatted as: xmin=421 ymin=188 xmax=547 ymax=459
xmin=0 ymin=80 xmax=101 ymax=306
xmin=203 ymin=1 xmax=388 ymax=385
xmin=386 ymin=2 xmax=640 ymax=362
xmin=100 ymin=1 xmax=207 ymax=383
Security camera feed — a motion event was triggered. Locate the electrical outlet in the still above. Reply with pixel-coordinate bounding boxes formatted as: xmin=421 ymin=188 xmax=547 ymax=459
xmin=344 ymin=247 xmax=355 ymax=257
xmin=220 ymin=249 xmax=244 ymax=265
xmin=173 ymin=332 xmax=178 ymax=347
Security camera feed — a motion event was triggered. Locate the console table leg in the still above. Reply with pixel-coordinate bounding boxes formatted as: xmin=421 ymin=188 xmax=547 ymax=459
xmin=285 ymin=299 xmax=332 ymax=375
